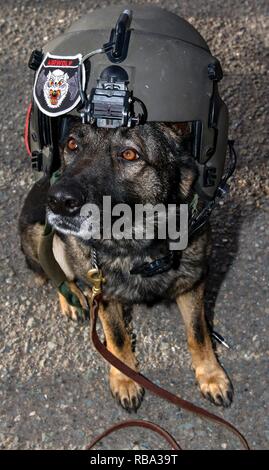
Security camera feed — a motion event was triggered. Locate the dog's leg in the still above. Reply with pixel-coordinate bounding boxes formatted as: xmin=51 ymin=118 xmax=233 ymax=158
xmin=176 ymin=282 xmax=233 ymax=407
xmin=98 ymin=301 xmax=144 ymax=412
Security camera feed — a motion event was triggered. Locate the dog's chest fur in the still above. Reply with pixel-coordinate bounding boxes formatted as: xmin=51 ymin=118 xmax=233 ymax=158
xmin=56 ymin=230 xmax=210 ymax=304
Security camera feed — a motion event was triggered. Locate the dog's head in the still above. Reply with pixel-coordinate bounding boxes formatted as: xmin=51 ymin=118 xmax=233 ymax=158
xmin=47 ymin=119 xmax=197 ymax=245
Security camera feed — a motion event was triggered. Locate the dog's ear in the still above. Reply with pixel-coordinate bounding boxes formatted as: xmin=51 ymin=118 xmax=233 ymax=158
xmin=163 ymin=122 xmax=197 ymax=199
xmin=168 ymin=122 xmax=191 ymax=137
xmin=164 ymin=122 xmax=193 ymax=153
xmin=179 ymin=162 xmax=198 ymax=199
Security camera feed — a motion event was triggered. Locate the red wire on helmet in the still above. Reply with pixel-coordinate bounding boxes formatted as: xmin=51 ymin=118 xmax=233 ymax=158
xmin=24 ymin=102 xmax=32 ymax=156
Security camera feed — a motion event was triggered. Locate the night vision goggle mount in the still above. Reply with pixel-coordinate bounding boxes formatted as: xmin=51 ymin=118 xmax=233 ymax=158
xmin=79 ymin=10 xmax=146 ymax=128
xmin=81 ymin=64 xmax=147 ymax=128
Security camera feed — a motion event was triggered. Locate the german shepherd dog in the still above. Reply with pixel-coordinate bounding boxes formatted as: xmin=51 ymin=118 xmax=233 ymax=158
xmin=19 ymin=120 xmax=233 ymax=412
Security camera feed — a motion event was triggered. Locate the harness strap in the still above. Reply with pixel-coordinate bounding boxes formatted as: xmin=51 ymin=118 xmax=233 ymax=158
xmin=87 ymin=294 xmax=250 ymax=451
xmin=38 ymin=224 xmax=67 ymax=288
xmin=38 ymin=222 xmax=87 ymax=317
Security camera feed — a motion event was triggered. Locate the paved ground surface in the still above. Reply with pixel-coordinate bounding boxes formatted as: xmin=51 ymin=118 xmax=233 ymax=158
xmin=0 ymin=0 xmax=268 ymax=450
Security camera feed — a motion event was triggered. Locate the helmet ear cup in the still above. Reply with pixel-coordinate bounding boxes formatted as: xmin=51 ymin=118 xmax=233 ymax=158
xmin=26 ymin=100 xmax=59 ymax=175
xmin=58 ymin=116 xmax=75 ymax=145
xmin=38 ymin=108 xmax=52 ymax=148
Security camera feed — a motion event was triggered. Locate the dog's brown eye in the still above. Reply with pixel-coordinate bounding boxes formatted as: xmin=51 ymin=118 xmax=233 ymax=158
xmin=120 ymin=149 xmax=139 ymax=161
xmin=66 ymin=137 xmax=78 ymax=151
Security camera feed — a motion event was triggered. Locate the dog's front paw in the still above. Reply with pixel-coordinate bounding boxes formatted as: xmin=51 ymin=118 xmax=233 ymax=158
xmin=109 ymin=368 xmax=144 ymax=412
xmin=59 ymin=298 xmax=87 ymax=322
xmin=195 ymin=364 xmax=233 ymax=408
xmin=58 ymin=282 xmax=89 ymax=323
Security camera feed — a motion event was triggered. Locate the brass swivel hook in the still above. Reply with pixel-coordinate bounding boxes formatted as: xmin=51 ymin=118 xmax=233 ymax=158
xmin=87 ymin=268 xmax=106 ymax=304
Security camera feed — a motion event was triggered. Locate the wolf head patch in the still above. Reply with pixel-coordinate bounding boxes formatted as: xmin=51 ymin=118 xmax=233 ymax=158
xmin=33 ymin=53 xmax=85 ymax=117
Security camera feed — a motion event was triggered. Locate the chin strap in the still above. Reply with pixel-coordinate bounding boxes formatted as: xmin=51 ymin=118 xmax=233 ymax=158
xmin=130 ymin=140 xmax=237 ymax=278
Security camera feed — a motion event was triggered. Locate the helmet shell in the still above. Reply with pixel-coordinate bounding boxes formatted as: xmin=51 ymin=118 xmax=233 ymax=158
xmin=44 ymin=5 xmax=213 ymax=123
xmin=30 ymin=5 xmax=228 ymax=200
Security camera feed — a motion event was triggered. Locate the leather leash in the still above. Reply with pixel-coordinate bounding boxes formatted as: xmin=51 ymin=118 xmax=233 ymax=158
xmin=86 ymin=416 xmax=181 ymax=450
xmin=86 ymin=288 xmax=250 ymax=450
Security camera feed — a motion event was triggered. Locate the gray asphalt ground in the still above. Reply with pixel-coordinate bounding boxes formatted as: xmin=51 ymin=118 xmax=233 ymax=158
xmin=0 ymin=0 xmax=268 ymax=450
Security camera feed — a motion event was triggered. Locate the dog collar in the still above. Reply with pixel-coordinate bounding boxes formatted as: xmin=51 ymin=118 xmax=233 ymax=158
xmin=130 ymin=252 xmax=181 ymax=277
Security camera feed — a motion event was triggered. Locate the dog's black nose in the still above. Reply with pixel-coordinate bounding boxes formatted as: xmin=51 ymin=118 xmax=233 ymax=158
xmin=47 ymin=185 xmax=85 ymax=216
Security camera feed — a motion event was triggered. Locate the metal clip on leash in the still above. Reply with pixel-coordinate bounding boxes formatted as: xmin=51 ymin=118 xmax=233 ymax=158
xmin=87 ymin=249 xmax=106 ymax=307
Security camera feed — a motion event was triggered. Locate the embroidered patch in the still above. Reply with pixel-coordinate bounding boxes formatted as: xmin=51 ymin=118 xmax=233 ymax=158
xmin=33 ymin=53 xmax=85 ymax=117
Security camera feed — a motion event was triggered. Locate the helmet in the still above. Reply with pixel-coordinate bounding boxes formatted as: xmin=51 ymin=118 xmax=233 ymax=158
xmin=25 ymin=4 xmax=229 ymax=201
